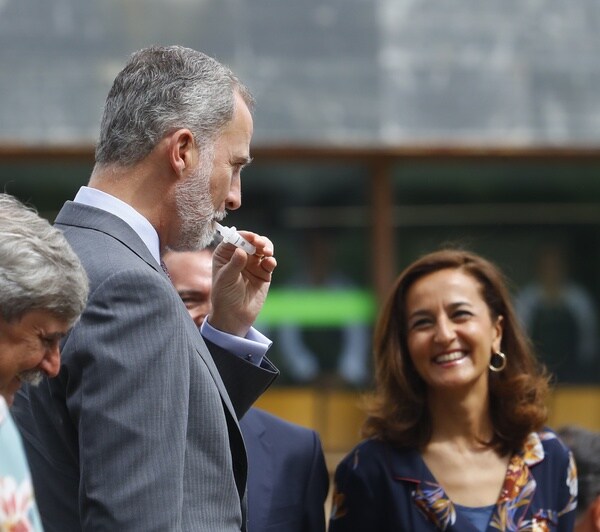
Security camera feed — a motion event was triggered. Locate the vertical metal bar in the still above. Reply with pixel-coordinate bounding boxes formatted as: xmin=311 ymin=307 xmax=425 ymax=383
xmin=370 ymin=160 xmax=395 ymax=303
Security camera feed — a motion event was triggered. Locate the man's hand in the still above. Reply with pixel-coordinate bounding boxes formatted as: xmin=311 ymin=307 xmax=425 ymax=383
xmin=208 ymin=231 xmax=276 ymax=336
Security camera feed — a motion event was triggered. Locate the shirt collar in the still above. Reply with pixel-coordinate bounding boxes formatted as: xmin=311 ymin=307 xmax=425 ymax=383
xmin=73 ymin=186 xmax=161 ymax=265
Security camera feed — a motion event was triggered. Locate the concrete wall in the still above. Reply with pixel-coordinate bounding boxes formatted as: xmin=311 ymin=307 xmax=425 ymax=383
xmin=2 ymin=0 xmax=600 ymax=146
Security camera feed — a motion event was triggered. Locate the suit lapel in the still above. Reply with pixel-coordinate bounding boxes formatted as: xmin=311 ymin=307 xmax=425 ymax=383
xmin=183 ymin=316 xmax=240 ymax=420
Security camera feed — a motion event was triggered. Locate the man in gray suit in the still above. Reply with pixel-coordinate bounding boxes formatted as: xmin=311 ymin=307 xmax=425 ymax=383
xmin=13 ymin=45 xmax=278 ymax=532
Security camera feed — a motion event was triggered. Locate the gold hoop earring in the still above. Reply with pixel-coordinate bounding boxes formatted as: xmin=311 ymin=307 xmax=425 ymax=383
xmin=489 ymin=351 xmax=507 ymax=372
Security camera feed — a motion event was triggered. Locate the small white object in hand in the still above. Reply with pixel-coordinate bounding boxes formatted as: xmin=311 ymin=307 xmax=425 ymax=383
xmin=214 ymin=223 xmax=256 ymax=255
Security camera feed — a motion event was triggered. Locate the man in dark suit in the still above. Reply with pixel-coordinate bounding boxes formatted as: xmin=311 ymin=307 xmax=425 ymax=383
xmin=163 ymin=247 xmax=330 ymax=532
xmin=13 ymin=45 xmax=279 ymax=532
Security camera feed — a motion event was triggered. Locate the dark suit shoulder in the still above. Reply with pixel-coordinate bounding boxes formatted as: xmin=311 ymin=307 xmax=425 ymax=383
xmin=245 ymin=408 xmax=316 ymax=434
xmin=241 ymin=408 xmax=329 ymax=532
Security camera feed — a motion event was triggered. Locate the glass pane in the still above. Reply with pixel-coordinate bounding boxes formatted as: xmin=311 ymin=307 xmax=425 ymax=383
xmin=391 ymin=160 xmax=600 ymax=385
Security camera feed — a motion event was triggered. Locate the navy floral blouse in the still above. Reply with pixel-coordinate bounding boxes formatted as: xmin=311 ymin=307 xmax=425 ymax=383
xmin=329 ymin=429 xmax=577 ymax=531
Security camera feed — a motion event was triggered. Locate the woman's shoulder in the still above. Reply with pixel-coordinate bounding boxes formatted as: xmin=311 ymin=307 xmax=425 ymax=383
xmin=336 ymin=438 xmax=415 ymax=475
xmin=345 ymin=438 xmax=412 ymax=457
xmin=538 ymin=428 xmax=571 ymax=454
xmin=522 ymin=428 xmax=578 ymax=510
xmin=521 ymin=428 xmax=572 ymax=466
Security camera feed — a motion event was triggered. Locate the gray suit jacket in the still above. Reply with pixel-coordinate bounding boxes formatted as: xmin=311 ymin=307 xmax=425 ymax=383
xmin=12 ymin=201 xmax=278 ymax=532
xmin=240 ymin=408 xmax=329 ymax=532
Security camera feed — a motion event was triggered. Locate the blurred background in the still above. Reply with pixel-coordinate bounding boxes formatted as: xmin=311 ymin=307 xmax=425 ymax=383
xmin=1 ymin=0 xmax=600 ymax=470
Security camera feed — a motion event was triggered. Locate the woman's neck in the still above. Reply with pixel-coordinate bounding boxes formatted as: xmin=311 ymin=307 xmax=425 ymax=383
xmin=426 ymin=385 xmax=494 ymax=449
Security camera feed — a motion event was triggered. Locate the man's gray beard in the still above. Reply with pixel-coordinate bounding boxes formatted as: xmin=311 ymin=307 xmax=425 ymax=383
xmin=172 ymin=153 xmax=218 ymax=252
xmin=17 ymin=369 xmax=44 ymax=386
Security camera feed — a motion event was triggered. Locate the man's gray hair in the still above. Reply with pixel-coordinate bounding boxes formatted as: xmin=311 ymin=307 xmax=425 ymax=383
xmin=95 ymin=45 xmax=254 ymax=167
xmin=0 ymin=193 xmax=89 ymax=324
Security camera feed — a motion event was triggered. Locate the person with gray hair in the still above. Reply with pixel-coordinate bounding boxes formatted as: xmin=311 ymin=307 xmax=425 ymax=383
xmin=0 ymin=192 xmax=88 ymax=404
xmin=558 ymin=426 xmax=600 ymax=532
xmin=0 ymin=192 xmax=88 ymax=531
xmin=12 ymin=45 xmax=279 ymax=532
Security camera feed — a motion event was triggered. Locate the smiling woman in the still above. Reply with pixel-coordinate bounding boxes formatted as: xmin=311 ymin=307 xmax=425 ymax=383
xmin=404 ymin=268 xmax=504 ymax=396
xmin=0 ymin=309 xmax=69 ymax=405
xmin=329 ymin=248 xmax=578 ymax=532
xmin=0 ymin=192 xmax=88 ymax=531
xmin=0 ymin=193 xmax=88 ymax=403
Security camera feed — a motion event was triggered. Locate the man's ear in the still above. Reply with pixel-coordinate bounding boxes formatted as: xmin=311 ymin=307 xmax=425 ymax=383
xmin=168 ymin=129 xmax=196 ymax=179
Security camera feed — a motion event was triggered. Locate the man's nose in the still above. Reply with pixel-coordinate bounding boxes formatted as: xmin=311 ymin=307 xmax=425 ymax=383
xmin=225 ymin=179 xmax=241 ymax=211
xmin=40 ymin=342 xmax=61 ymax=378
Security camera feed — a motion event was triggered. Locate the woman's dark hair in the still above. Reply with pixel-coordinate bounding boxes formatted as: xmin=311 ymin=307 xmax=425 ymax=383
xmin=363 ymin=248 xmax=550 ymax=455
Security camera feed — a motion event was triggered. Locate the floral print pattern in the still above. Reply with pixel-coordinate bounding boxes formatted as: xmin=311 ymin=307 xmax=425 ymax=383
xmin=0 ymin=476 xmax=37 ymax=531
xmin=413 ymin=482 xmax=456 ymax=529
xmin=330 ymin=430 xmax=577 ymax=531
xmin=408 ymin=431 xmax=578 ymax=531
xmin=0 ymin=397 xmax=43 ymax=531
